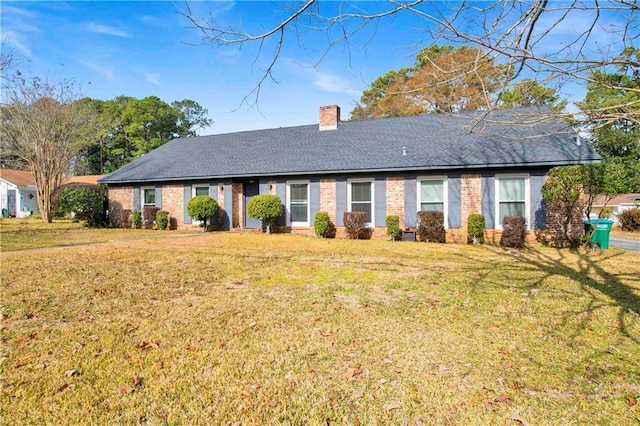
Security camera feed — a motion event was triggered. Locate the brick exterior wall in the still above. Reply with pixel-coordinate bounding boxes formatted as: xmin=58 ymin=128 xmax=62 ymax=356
xmin=106 ymin=171 xmax=548 ymax=244
xmin=386 ymin=176 xmax=404 ymax=227
xmin=108 ymin=187 xmax=132 ymax=228
xmin=319 ymin=179 xmax=337 ymax=223
xmin=161 ymin=185 xmax=184 ymax=230
xmin=460 ymin=174 xmax=482 ymax=236
xmin=232 ymin=183 xmax=243 ymax=228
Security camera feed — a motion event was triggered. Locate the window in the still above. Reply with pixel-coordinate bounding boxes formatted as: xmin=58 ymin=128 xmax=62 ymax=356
xmin=193 ymin=185 xmax=209 ymax=197
xmin=287 ymin=181 xmax=309 ymax=226
xmin=348 ymin=179 xmax=374 ymax=226
xmin=496 ymin=175 xmax=529 ymax=229
xmin=142 ymin=187 xmax=156 ymax=207
xmin=418 ymin=177 xmax=448 ymax=228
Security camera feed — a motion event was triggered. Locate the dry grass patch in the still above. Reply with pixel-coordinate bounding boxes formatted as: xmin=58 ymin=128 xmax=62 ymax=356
xmin=1 ymin=230 xmax=639 ymax=424
xmin=0 ymin=218 xmax=194 ymax=252
xmin=611 ymin=227 xmax=640 ymax=242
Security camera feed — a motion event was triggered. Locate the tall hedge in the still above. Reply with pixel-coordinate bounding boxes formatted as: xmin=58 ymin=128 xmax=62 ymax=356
xmin=247 ymin=194 xmax=283 ymax=234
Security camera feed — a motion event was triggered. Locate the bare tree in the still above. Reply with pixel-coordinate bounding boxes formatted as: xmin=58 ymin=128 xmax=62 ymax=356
xmin=1 ymin=75 xmax=92 ymax=222
xmin=182 ymin=0 xmax=639 ymax=125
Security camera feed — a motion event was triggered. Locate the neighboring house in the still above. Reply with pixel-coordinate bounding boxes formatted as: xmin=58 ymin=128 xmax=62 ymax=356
xmin=0 ymin=169 xmax=38 ymax=218
xmin=61 ymin=175 xmax=104 ymax=187
xmin=99 ymin=105 xmax=600 ymax=242
xmin=591 ymin=193 xmax=640 ymax=223
xmin=0 ymin=170 xmax=105 ymax=219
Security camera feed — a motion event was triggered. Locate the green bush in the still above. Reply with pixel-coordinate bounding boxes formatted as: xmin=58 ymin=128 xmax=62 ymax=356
xmin=247 ymin=194 xmax=283 ymax=234
xmin=132 ymin=210 xmax=142 ymax=229
xmin=467 ymin=213 xmax=485 ymax=244
xmin=386 ymin=215 xmax=401 ymax=241
xmin=156 ymin=210 xmax=169 ymax=230
xmin=598 ymin=206 xmax=614 ymax=219
xmin=314 ymin=211 xmax=335 ymax=238
xmin=417 ymin=211 xmax=445 ymax=243
xmin=55 ymin=184 xmax=108 ymax=228
xmin=343 ymin=212 xmax=368 ymax=239
xmin=500 ymin=215 xmax=526 ymax=248
xmin=187 ymin=195 xmax=219 ymax=231
xmin=618 ymin=208 xmax=640 ymax=231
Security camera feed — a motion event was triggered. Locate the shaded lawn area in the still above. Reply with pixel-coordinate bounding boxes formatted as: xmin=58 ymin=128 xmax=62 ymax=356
xmin=1 ymin=231 xmax=639 ymax=424
xmin=0 ymin=218 xmax=195 ymax=252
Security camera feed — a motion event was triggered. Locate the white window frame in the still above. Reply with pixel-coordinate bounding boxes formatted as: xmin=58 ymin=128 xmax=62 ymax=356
xmin=141 ymin=186 xmax=156 ymax=207
xmin=417 ymin=176 xmax=449 ymax=229
xmin=347 ymin=178 xmax=375 ymax=228
xmin=495 ymin=174 xmax=530 ymax=230
xmin=286 ymin=180 xmax=310 ymax=227
xmin=192 ymin=184 xmax=210 ymax=198
xmin=191 ymin=184 xmax=211 ymax=225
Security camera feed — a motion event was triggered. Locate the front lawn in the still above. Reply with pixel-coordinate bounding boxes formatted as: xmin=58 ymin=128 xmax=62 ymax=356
xmin=1 ymin=229 xmax=639 ymax=424
xmin=0 ymin=218 xmax=195 ymax=252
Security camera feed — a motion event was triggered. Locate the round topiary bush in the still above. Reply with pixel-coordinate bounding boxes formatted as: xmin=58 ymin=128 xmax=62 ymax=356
xmin=247 ymin=194 xmax=283 ymax=234
xmin=187 ymin=195 xmax=219 ymax=231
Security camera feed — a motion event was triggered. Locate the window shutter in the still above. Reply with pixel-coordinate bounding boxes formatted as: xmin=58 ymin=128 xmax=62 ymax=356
xmin=183 ymin=184 xmax=192 ymax=224
xmin=155 ymin=186 xmax=162 ymax=209
xmin=133 ymin=187 xmax=141 ymax=211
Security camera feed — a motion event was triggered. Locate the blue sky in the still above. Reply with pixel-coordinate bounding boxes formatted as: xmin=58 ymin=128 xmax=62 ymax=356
xmin=1 ymin=1 xmax=625 ymax=135
xmin=2 ymin=1 xmax=427 ymax=134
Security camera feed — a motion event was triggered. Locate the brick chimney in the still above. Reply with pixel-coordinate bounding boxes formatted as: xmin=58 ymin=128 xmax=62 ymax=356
xmin=319 ymin=105 xmax=340 ymax=131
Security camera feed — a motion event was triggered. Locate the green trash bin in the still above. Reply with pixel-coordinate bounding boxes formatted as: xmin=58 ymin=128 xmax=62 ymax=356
xmin=584 ymin=219 xmax=614 ymax=249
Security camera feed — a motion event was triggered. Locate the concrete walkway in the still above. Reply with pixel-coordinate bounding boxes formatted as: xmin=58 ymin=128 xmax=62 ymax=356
xmin=609 ymin=237 xmax=640 ymax=252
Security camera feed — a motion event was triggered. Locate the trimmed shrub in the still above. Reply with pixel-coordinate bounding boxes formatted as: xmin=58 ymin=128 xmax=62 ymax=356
xmin=500 ymin=215 xmax=526 ymax=248
xmin=156 ymin=210 xmax=169 ymax=230
xmin=132 ymin=210 xmax=142 ymax=229
xmin=386 ymin=215 xmax=401 ymax=241
xmin=314 ymin=211 xmax=335 ymax=238
xmin=467 ymin=213 xmax=485 ymax=244
xmin=343 ymin=211 xmax=367 ymax=239
xmin=142 ymin=207 xmax=159 ymax=229
xmin=187 ymin=195 xmax=219 ymax=231
xmin=416 ymin=211 xmax=445 ymax=243
xmin=619 ymin=208 xmax=640 ymax=232
xmin=247 ymin=194 xmax=283 ymax=234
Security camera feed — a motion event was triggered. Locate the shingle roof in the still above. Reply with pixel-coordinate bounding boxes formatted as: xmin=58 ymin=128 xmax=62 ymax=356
xmin=100 ymin=108 xmax=600 ymax=184
xmin=62 ymin=175 xmax=104 ymax=186
xmin=0 ymin=169 xmax=36 ymax=187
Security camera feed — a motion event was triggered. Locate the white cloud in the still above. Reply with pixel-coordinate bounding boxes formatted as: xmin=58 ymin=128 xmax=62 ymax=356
xmin=78 ymin=59 xmax=115 ymax=80
xmin=145 ymin=72 xmax=161 ymax=86
xmin=3 ymin=31 xmax=32 ymax=58
xmin=82 ymin=23 xmax=130 ymax=38
xmin=312 ymin=71 xmax=360 ymax=96
xmin=2 ymin=5 xmax=37 ymax=18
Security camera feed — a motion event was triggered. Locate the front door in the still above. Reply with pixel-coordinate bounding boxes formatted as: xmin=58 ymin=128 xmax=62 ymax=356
xmin=243 ymin=181 xmax=262 ymax=229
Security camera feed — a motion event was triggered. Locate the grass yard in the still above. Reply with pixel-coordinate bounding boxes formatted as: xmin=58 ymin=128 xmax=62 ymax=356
xmin=1 ymin=223 xmax=639 ymax=424
xmin=0 ymin=218 xmax=195 ymax=252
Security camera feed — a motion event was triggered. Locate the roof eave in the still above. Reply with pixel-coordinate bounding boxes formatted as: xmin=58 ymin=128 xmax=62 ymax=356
xmin=98 ymin=158 xmax=601 ymax=185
